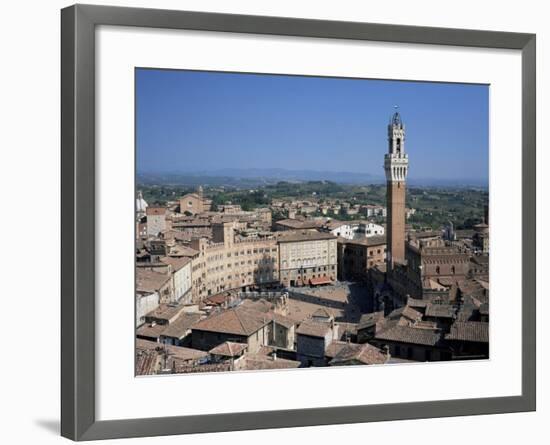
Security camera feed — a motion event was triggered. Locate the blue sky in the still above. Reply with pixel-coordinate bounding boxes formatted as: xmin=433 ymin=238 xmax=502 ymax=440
xmin=136 ymin=69 xmax=488 ymax=182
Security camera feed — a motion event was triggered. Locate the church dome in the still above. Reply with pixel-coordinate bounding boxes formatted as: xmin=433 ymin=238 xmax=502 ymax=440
xmin=136 ymin=190 xmax=148 ymax=213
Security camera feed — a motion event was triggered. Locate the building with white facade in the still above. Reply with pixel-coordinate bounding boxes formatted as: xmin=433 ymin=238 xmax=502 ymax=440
xmin=358 ymin=221 xmax=385 ymax=237
xmin=136 ymin=291 xmax=159 ymax=327
xmin=136 ymin=190 xmax=148 ymax=219
xmin=362 ymin=205 xmax=387 ymax=218
xmin=325 ymin=220 xmax=385 ymax=240
xmin=160 ymin=256 xmax=193 ymax=304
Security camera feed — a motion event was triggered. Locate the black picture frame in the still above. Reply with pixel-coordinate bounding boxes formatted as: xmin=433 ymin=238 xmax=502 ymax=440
xmin=61 ymin=4 xmax=536 ymax=441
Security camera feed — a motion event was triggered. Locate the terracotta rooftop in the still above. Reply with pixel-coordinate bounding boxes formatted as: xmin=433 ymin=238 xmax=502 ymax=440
xmin=388 ymin=306 xmax=423 ymax=323
xmin=145 ymin=304 xmax=185 ymax=323
xmin=269 ymin=312 xmax=298 ymax=329
xmin=239 ymin=298 xmax=273 ymax=313
xmin=276 ymin=230 xmax=336 ymax=243
xmin=325 ymin=340 xmax=349 ymax=359
xmin=136 ymin=339 xmax=207 ymax=363
xmin=329 ymin=342 xmax=387 ymax=366
xmin=445 ymin=321 xmax=489 ymax=343
xmin=422 ymin=278 xmax=448 ymax=291
xmin=238 ymin=353 xmax=301 ymax=370
xmin=357 ymin=311 xmax=384 ymax=330
xmin=192 ymin=307 xmax=269 ymax=336
xmin=209 ymin=341 xmax=248 ymax=357
xmin=146 ymin=207 xmax=166 ymax=216
xmin=425 ymin=304 xmax=456 ymax=319
xmin=162 ymin=229 xmax=196 ymax=242
xmin=203 ymin=294 xmax=230 ymax=307
xmin=275 ymin=219 xmax=322 ymax=229
xmin=168 ymin=244 xmax=199 ymax=257
xmin=172 ymin=220 xmax=212 ymax=228
xmin=296 ymin=319 xmax=332 ymax=338
xmin=406 ymin=298 xmax=429 ymax=309
xmin=459 ymin=279 xmax=489 ymax=302
xmin=159 ymin=255 xmax=192 ymax=271
xmin=312 ymin=307 xmax=332 ymax=319
xmin=160 ymin=312 xmax=202 ymax=339
xmin=324 ymin=220 xmax=348 ymax=230
xmin=375 ymin=325 xmax=442 ymax=346
xmin=136 ymin=322 xmax=167 ymax=340
xmin=180 ymin=192 xmax=201 ymax=200
xmin=342 ymin=235 xmax=387 ymax=247
xmin=136 ymin=268 xmax=171 ymax=293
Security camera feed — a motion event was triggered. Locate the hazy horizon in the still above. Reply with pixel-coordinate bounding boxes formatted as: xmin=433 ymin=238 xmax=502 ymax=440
xmin=136 ymin=167 xmax=488 ymax=185
xmin=136 ymin=168 xmax=488 ymax=189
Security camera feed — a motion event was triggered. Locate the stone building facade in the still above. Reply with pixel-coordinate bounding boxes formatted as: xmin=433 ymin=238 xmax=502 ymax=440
xmin=384 ymin=236 xmax=471 ymax=304
xmin=337 ymin=235 xmax=387 ymax=281
xmin=189 ymin=221 xmax=279 ymax=301
xmin=179 ymin=187 xmax=211 ymax=215
xmin=473 ymin=223 xmax=489 ymax=253
xmin=146 ymin=207 xmax=167 ymax=237
xmin=295 ymin=311 xmax=339 ymax=366
xmin=277 ymin=231 xmax=337 ymax=287
xmin=406 ymin=237 xmax=470 ymax=283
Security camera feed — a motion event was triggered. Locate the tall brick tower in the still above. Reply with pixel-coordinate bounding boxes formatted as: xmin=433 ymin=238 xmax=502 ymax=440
xmin=384 ymin=108 xmax=408 ymax=269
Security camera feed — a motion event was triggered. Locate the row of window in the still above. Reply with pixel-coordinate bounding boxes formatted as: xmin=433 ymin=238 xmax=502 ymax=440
xmin=282 ymin=265 xmax=336 ymax=275
xmin=227 ymin=248 xmax=277 ymax=257
xmin=434 ymin=265 xmax=457 ymax=274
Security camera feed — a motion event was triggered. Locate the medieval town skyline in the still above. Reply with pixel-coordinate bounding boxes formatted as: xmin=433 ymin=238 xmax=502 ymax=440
xmin=135 ymin=86 xmax=489 ymax=374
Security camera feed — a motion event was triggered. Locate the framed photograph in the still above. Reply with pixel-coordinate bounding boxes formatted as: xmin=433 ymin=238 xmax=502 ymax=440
xmin=61 ymin=4 xmax=536 ymax=441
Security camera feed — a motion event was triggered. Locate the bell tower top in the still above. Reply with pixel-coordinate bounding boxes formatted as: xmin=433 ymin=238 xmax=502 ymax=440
xmin=391 ymin=108 xmax=403 ymax=126
xmin=384 ymin=107 xmax=409 ymax=182
xmin=388 ymin=106 xmax=406 ymax=156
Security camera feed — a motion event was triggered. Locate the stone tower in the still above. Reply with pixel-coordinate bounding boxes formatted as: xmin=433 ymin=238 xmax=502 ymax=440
xmin=384 ymin=108 xmax=409 ymax=269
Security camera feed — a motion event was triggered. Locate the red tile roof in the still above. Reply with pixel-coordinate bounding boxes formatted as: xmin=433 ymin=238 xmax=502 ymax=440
xmin=296 ymin=320 xmax=332 ymax=338
xmin=146 ymin=207 xmax=166 ymax=216
xmin=329 ymin=342 xmax=387 ymax=366
xmin=193 ymin=307 xmax=269 ymax=336
xmin=209 ymin=341 xmax=248 ymax=357
xmin=375 ymin=325 xmax=441 ymax=346
xmin=159 ymin=256 xmax=192 ymax=271
xmin=445 ymin=321 xmax=489 ymax=343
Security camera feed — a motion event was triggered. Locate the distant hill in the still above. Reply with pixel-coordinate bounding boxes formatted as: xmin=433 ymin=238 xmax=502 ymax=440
xmin=137 ymin=168 xmax=487 ymax=189
xmin=196 ymin=168 xmax=382 ymax=183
